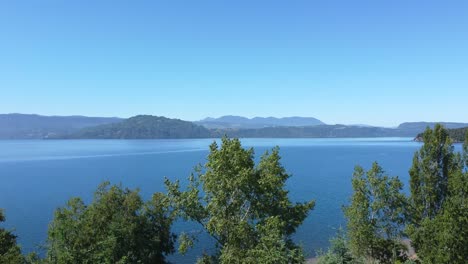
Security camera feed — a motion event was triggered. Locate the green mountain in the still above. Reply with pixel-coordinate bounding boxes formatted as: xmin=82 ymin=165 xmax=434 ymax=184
xmin=415 ymin=127 xmax=468 ymax=142
xmin=59 ymin=115 xmax=212 ymax=139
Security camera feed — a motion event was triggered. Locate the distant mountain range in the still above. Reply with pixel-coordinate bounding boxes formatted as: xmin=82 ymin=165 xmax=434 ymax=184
xmin=214 ymin=125 xmax=403 ymax=138
xmin=0 ymin=114 xmax=122 ymax=139
xmin=195 ymin=115 xmax=324 ymax=129
xmin=1 ymin=113 xmax=467 ymax=140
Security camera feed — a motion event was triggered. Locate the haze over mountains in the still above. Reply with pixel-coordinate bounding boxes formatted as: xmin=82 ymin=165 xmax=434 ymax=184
xmin=195 ymin=115 xmax=324 ymax=129
xmin=0 ymin=113 xmax=467 ymax=140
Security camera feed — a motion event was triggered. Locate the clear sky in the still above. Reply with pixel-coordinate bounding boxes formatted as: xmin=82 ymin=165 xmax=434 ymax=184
xmin=1 ymin=1 xmax=467 ymax=126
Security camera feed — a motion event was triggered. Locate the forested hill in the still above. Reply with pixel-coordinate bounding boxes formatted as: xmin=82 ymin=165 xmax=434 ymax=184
xmin=58 ymin=122 xmax=418 ymax=139
xmin=212 ymin=125 xmax=416 ymax=138
xmin=53 ymin=119 xmax=467 ymax=139
xmin=0 ymin=114 xmax=121 ymax=139
xmin=445 ymin=127 xmax=468 ymax=142
xmin=415 ymin=127 xmax=468 ymax=142
xmin=58 ymin=115 xmax=212 ymax=139
xmin=398 ymin=122 xmax=468 ymax=135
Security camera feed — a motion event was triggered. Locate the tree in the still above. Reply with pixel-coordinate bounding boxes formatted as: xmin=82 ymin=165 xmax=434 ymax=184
xmin=46 ymin=182 xmax=176 ymax=264
xmin=414 ymin=169 xmax=467 ymax=263
xmin=463 ymin=131 xmax=468 ymax=169
xmin=407 ymin=126 xmax=468 ymax=263
xmin=343 ymin=163 xmax=407 ymax=264
xmin=408 ymin=124 xmax=458 ymax=223
xmin=316 ymin=228 xmax=358 ymax=264
xmin=0 ymin=209 xmax=23 ymax=264
xmin=165 ymin=137 xmax=315 ymax=263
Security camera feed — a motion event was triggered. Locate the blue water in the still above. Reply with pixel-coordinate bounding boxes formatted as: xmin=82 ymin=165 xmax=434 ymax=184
xmin=0 ymin=138 xmax=423 ymax=261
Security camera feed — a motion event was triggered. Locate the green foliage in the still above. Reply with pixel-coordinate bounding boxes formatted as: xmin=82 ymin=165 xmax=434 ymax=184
xmin=24 ymin=252 xmax=46 ymax=264
xmin=165 ymin=137 xmax=315 ymax=263
xmin=412 ymin=170 xmax=467 ymax=263
xmin=409 ymin=124 xmax=458 ymax=221
xmin=463 ymin=132 xmax=468 ymax=169
xmin=407 ymin=125 xmax=468 ymax=263
xmin=46 ymin=182 xmax=176 ymax=264
xmin=416 ymin=126 xmax=468 ymax=143
xmin=239 ymin=216 xmax=306 ymax=264
xmin=0 ymin=209 xmax=24 ymax=264
xmin=343 ymin=163 xmax=407 ymax=264
xmin=316 ymin=228 xmax=359 ymax=264
xmin=448 ymin=127 xmax=468 ymax=142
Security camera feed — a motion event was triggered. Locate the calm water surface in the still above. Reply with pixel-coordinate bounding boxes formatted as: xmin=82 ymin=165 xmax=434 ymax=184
xmin=0 ymin=138 xmax=423 ymax=261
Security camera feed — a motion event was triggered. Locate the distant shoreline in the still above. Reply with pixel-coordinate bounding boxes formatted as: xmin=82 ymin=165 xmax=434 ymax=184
xmin=1 ymin=114 xmax=467 ymax=140
xmin=39 ymin=136 xmax=415 ymax=140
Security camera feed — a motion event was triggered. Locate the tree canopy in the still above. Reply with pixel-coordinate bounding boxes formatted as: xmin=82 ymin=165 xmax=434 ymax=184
xmin=343 ymin=163 xmax=407 ymax=264
xmin=407 ymin=125 xmax=468 ymax=263
xmin=0 ymin=209 xmax=23 ymax=264
xmin=320 ymin=125 xmax=468 ymax=264
xmin=46 ymin=182 xmax=176 ymax=264
xmin=165 ymin=137 xmax=315 ymax=263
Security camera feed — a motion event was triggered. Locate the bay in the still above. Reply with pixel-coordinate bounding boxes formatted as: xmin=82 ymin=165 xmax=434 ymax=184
xmin=0 ymin=138 xmax=422 ymax=262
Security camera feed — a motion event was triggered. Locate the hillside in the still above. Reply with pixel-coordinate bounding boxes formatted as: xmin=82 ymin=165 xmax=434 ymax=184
xmin=449 ymin=127 xmax=468 ymax=142
xmin=398 ymin=122 xmax=468 ymax=136
xmin=415 ymin=127 xmax=468 ymax=142
xmin=0 ymin=114 xmax=122 ymax=139
xmin=59 ymin=115 xmax=212 ymax=139
xmin=196 ymin=115 xmax=324 ymax=129
xmin=61 ymin=122 xmax=423 ymax=139
xmin=212 ymin=124 xmax=416 ymax=138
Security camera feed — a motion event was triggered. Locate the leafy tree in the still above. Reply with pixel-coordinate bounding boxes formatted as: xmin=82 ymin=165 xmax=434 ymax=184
xmin=408 ymin=124 xmax=458 ymax=223
xmin=413 ymin=170 xmax=467 ymax=263
xmin=46 ymin=182 xmax=176 ymax=264
xmin=165 ymin=137 xmax=315 ymax=263
xmin=24 ymin=252 xmax=46 ymax=264
xmin=408 ymin=126 xmax=468 ymax=263
xmin=0 ymin=209 xmax=23 ymax=264
xmin=316 ymin=228 xmax=358 ymax=264
xmin=463 ymin=131 xmax=468 ymax=169
xmin=343 ymin=163 xmax=407 ymax=264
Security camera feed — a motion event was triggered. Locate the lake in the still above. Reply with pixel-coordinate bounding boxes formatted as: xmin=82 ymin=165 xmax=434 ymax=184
xmin=0 ymin=138 xmax=423 ymax=261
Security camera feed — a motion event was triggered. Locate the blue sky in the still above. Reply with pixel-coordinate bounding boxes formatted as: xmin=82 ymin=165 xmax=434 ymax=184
xmin=1 ymin=1 xmax=467 ymax=126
